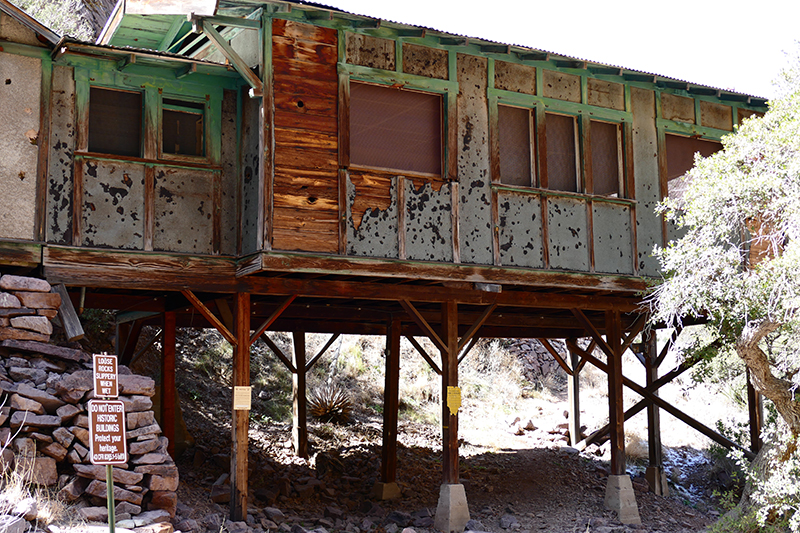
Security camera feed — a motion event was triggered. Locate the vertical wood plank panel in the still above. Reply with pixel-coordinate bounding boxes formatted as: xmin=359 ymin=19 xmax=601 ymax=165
xmin=72 ymin=159 xmax=83 ymax=247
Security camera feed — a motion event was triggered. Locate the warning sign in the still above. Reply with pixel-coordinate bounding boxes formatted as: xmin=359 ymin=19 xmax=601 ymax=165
xmin=93 ymin=354 xmax=118 ymax=398
xmin=447 ymin=386 xmax=461 ymax=416
xmin=88 ymin=399 xmax=128 ymax=465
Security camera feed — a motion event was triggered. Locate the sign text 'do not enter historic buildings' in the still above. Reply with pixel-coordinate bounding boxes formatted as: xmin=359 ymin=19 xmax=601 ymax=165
xmin=88 ymin=399 xmax=128 ymax=465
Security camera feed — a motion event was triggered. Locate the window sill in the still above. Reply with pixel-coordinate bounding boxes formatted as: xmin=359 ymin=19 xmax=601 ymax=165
xmin=491 ymin=183 xmax=636 ymax=205
xmin=75 ymin=152 xmax=222 ymax=171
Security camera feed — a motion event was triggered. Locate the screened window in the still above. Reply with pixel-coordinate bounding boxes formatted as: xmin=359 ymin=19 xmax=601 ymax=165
xmin=545 ymin=113 xmax=578 ymax=192
xmin=162 ymin=99 xmax=205 ymax=157
xmin=88 ymin=87 xmax=142 ymax=157
xmin=350 ymin=82 xmax=442 ymax=175
xmin=665 ymin=134 xmax=722 ymax=201
xmin=591 ymin=120 xmax=622 ymax=196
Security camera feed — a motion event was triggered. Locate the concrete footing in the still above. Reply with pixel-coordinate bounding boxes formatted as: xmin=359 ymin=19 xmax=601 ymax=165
xmin=645 ymin=466 xmax=670 ymax=497
xmin=372 ymin=481 xmax=402 ymax=500
xmin=604 ymin=475 xmax=641 ymax=525
xmin=434 ymin=484 xmax=470 ymax=533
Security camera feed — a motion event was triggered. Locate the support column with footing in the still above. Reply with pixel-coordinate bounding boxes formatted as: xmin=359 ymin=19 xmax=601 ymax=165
xmin=434 ymin=301 xmax=470 ymax=533
xmin=567 ymin=338 xmax=581 ymax=447
xmin=644 ymin=330 xmax=668 ymax=496
xmin=231 ymin=292 xmax=251 ymax=521
xmin=604 ymin=310 xmax=641 ymax=525
xmin=375 ymin=318 xmax=402 ymax=500
xmin=161 ymin=311 xmax=176 ymax=458
xmin=292 ymin=331 xmax=308 ymax=458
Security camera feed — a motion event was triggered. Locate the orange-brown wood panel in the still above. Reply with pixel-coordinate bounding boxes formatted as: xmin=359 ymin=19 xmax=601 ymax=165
xmin=274 ymin=127 xmax=338 ymax=151
xmin=273 ymin=18 xmax=338 ymax=45
xmin=273 ymin=57 xmax=339 ymax=82
xmin=274 ymin=111 xmax=338 ymax=134
xmin=350 ymin=172 xmax=393 ymax=230
xmin=274 ymin=93 xmax=337 ymax=117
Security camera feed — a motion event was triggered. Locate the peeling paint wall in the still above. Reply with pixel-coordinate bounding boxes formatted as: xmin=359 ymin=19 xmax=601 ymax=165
xmin=402 ymin=43 xmax=448 ymax=80
xmin=494 ymin=60 xmax=536 ymax=95
xmin=153 ymin=167 xmax=213 ymax=254
xmin=457 ymin=54 xmax=493 ymax=265
xmin=661 ymin=93 xmax=694 ymax=123
xmin=498 ymin=193 xmax=543 ymax=268
xmin=405 ymin=180 xmax=452 ymax=262
xmin=587 ymin=79 xmax=624 ymax=111
xmin=632 ymin=87 xmax=662 ymax=276
xmin=0 ymin=52 xmax=41 ymax=241
xmin=543 ymin=70 xmax=580 ymax=103
xmin=700 ymin=101 xmax=732 ymax=131
xmin=47 ymin=65 xmax=75 ymax=245
xmin=0 ymin=12 xmax=45 ymax=47
xmin=81 ymin=161 xmax=144 ymax=249
xmin=240 ymin=92 xmax=260 ymax=255
xmin=547 ymin=197 xmax=589 ymax=270
xmin=220 ymin=89 xmax=238 ymax=256
xmin=345 ymin=32 xmax=395 ymax=70
xmin=592 ymin=202 xmax=633 ymax=274
xmin=346 ymin=173 xmax=398 ymax=258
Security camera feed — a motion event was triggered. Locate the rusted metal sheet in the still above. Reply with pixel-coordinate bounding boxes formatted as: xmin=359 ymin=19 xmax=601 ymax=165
xmin=700 ymin=101 xmax=732 ymax=131
xmin=153 ymin=167 xmax=213 ymax=254
xmin=547 ymin=196 xmax=589 ymax=271
xmin=631 ymin=87 xmax=661 ymax=276
xmin=47 ymin=65 xmax=75 ymax=245
xmin=81 ymin=160 xmax=144 ymax=249
xmin=457 ymin=54 xmax=493 ymax=265
xmin=345 ymin=32 xmax=395 ymax=70
xmin=543 ymin=70 xmax=580 ymax=103
xmin=660 ymin=93 xmax=694 ymax=123
xmin=402 ymin=43 xmax=448 ymax=80
xmin=405 ymin=180 xmax=453 ymax=262
xmin=494 ymin=60 xmax=536 ymax=95
xmin=497 ymin=192 xmax=544 ymax=268
xmin=587 ymin=79 xmax=625 ymax=111
xmin=220 ymin=89 xmax=238 ymax=256
xmin=346 ymin=173 xmax=398 ymax=258
xmin=240 ymin=93 xmax=260 ymax=255
xmin=592 ymin=202 xmax=633 ymax=274
xmin=0 ymin=52 xmax=41 ymax=241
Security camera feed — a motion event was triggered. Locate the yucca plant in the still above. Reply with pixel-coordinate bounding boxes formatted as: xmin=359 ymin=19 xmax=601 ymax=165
xmin=308 ymin=385 xmax=352 ymax=424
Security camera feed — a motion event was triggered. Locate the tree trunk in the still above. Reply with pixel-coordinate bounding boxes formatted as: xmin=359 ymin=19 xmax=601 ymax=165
xmin=737 ymin=319 xmax=800 ymax=434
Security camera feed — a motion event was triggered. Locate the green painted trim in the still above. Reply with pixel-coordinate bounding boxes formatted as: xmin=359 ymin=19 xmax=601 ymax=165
xmin=157 ymin=18 xmax=186 ymax=51
xmin=395 ymin=39 xmax=403 ymax=74
xmin=656 ymin=119 xmax=729 ymax=141
xmin=339 ymin=63 xmax=457 ymax=93
xmin=208 ymin=93 xmax=222 ymax=164
xmin=0 ymin=41 xmax=50 ymax=59
xmin=490 ymin=88 xmax=632 ymax=122
xmin=491 ymin=184 xmax=637 ymax=206
xmin=74 ymin=153 xmax=223 ymax=172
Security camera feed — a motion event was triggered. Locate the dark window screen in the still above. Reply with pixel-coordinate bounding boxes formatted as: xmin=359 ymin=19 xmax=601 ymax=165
xmin=498 ymin=105 xmax=532 ymax=186
xmin=88 ymin=87 xmax=142 ymax=157
xmin=545 ymin=113 xmax=577 ymax=192
xmin=666 ymin=134 xmax=722 ymax=200
xmin=163 ymin=109 xmax=204 ymax=156
xmin=350 ymin=82 xmax=442 ymax=175
xmin=591 ymin=121 xmax=620 ymax=196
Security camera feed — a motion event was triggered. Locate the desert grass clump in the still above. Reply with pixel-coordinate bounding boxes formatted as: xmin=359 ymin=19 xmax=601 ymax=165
xmin=308 ymin=385 xmax=353 ymax=424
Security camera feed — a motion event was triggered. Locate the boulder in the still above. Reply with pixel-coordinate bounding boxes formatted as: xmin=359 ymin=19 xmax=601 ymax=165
xmin=10 ymin=316 xmax=53 ymax=335
xmin=0 ymin=275 xmax=51 ymax=292
xmin=13 ymin=291 xmax=61 ymax=309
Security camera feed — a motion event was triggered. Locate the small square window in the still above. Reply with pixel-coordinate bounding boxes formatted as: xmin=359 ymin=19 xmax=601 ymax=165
xmin=498 ymin=105 xmax=533 ymax=187
xmin=162 ymin=98 xmax=205 ymax=157
xmin=545 ymin=113 xmax=578 ymax=192
xmin=89 ymin=87 xmax=142 ymax=157
xmin=350 ymin=82 xmax=442 ymax=175
xmin=665 ymin=134 xmax=722 ymax=201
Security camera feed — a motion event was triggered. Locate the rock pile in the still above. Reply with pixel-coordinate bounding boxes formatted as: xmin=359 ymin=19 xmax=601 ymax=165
xmin=508 ymin=339 xmax=568 ymax=381
xmin=0 ymin=274 xmax=178 ymax=531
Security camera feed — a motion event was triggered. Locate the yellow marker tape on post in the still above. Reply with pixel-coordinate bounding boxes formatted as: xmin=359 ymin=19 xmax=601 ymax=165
xmin=447 ymin=386 xmax=461 ymax=416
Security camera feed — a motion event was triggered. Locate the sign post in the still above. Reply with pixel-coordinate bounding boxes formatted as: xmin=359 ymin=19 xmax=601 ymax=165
xmin=90 ymin=353 xmax=126 ymax=533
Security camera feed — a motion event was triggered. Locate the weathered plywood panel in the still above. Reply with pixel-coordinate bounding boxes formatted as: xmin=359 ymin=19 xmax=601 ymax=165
xmin=592 ymin=202 xmax=633 ymax=274
xmin=700 ymin=100 xmax=732 ymax=131
xmin=153 ymin=167 xmax=214 ymax=254
xmin=660 ymin=93 xmax=694 ymax=123
xmin=631 ymin=87 xmax=661 ymax=276
xmin=457 ymin=54 xmax=493 ymax=265
xmin=543 ymin=70 xmax=580 ymax=103
xmin=0 ymin=12 xmax=45 ymax=47
xmin=494 ymin=60 xmax=535 ymax=95
xmin=498 ymin=193 xmax=544 ymax=268
xmin=405 ymin=180 xmax=453 ymax=262
xmin=402 ymin=43 xmax=448 ymax=80
xmin=82 ymin=161 xmax=144 ymax=249
xmin=203 ymin=28 xmax=260 ymax=69
xmin=345 ymin=32 xmax=395 ymax=70
xmin=347 ymin=173 xmax=398 ymax=258
xmin=240 ymin=93 xmax=260 ymax=255
xmin=0 ymin=52 xmax=41 ymax=241
xmin=220 ymin=89 xmax=238 ymax=256
xmin=738 ymin=108 xmax=763 ymax=123
xmin=47 ymin=65 xmax=75 ymax=245
xmin=587 ymin=79 xmax=624 ymax=110
xmin=547 ymin=197 xmax=589 ymax=271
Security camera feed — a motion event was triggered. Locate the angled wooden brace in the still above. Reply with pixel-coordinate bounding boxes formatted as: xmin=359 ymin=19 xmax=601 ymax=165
xmin=399 ymin=300 xmax=447 ymax=354
xmin=249 ymin=295 xmax=296 ymax=347
xmin=182 ymin=290 xmax=237 ymax=345
xmin=260 ymin=333 xmax=296 ymax=373
xmin=537 ymin=338 xmax=573 ymax=376
xmin=406 ymin=335 xmax=442 ymax=375
xmin=306 ymin=334 xmax=340 ymax=372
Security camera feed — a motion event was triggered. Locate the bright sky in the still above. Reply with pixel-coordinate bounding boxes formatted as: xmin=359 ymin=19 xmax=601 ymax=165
xmin=321 ymin=0 xmax=800 ymax=100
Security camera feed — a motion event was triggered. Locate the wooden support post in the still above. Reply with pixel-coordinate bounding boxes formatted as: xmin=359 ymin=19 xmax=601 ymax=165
xmin=292 ymin=331 xmax=308 ymax=459
xmin=161 ymin=312 xmax=176 ymax=458
xmin=375 ymin=318 xmax=402 ymax=500
xmin=119 ymin=319 xmax=144 ymax=366
xmin=566 ymin=338 xmax=581 ymax=447
xmin=230 ymin=292 xmax=250 ymax=521
xmin=441 ymin=301 xmax=459 ymax=484
xmin=644 ymin=330 xmax=668 ymax=496
xmin=746 ymin=368 xmax=763 ymax=454
xmin=606 ymin=310 xmax=625 ymax=475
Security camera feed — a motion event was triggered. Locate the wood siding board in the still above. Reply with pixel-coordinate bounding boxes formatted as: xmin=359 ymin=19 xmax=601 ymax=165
xmin=700 ymin=100 xmax=733 ymax=131
xmin=47 ymin=65 xmax=76 ymax=245
xmin=274 ymin=127 xmax=337 ymax=150
xmin=660 ymin=93 xmax=694 ymax=124
xmin=632 ymin=87 xmax=661 ymax=276
xmin=404 ymin=180 xmax=453 ymax=262
xmin=587 ymin=78 xmax=625 ymax=111
xmin=273 ymin=18 xmax=338 ymax=45
xmin=152 ymin=167 xmax=214 ymax=254
xmin=272 ymin=35 xmax=338 ymax=65
xmin=274 ymin=91 xmax=337 ymax=116
xmin=35 ymin=57 xmax=53 ymax=242
xmin=212 ymin=169 xmax=222 ymax=254
xmin=240 ymin=91 xmax=261 ymax=255
xmin=80 ymin=160 xmax=145 ymax=249
xmin=542 ymin=69 xmax=581 ymax=103
xmin=497 ymin=192 xmax=544 ymax=268
xmin=344 ymin=32 xmax=395 ymax=71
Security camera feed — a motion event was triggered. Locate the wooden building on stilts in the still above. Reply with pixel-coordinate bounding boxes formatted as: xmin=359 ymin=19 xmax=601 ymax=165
xmin=0 ymin=0 xmax=768 ymax=527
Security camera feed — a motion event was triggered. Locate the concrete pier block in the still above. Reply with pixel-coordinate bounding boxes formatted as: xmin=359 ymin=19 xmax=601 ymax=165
xmin=372 ymin=481 xmax=401 ymax=500
xmin=645 ymin=466 xmax=670 ymax=497
xmin=604 ymin=475 xmax=641 ymax=525
xmin=434 ymin=483 xmax=470 ymax=533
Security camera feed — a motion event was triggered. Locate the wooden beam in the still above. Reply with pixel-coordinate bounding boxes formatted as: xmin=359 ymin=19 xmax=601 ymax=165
xmin=606 ymin=310 xmax=626 ymax=476
xmin=381 ymin=318 xmax=401 ymax=483
xmin=260 ymin=333 xmax=295 ymax=373
xmin=407 ymin=336 xmax=441 ymax=375
xmin=305 ymin=333 xmax=340 ymax=372
xmin=53 ymin=284 xmax=84 ymax=341
xmin=456 ymin=302 xmax=497 ymax=353
xmin=537 ymin=338 xmax=573 ymax=376
xmin=457 ymin=335 xmax=480 ymax=365
xmin=161 ymin=312 xmax=176 ymax=458
xmin=249 ymin=295 xmax=296 ymax=346
xmin=645 ymin=331 xmax=662 ymax=470
xmin=292 ymin=332 xmax=308 ymax=458
xmin=441 ymin=301 xmax=459 ymax=484
xmin=399 ymin=300 xmax=447 ymax=354
xmin=230 ymin=292 xmax=250 ymax=520
xmin=567 ymin=340 xmax=581 ymax=446
xmin=571 ymin=308 xmax=614 ymax=360
xmin=200 ymin=19 xmax=263 ymax=95
xmin=181 ymin=290 xmax=237 ymax=346
xmin=202 ymin=15 xmax=261 ymax=29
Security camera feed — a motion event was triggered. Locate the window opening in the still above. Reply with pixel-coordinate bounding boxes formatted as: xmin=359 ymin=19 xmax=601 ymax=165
xmin=665 ymin=134 xmax=722 ymax=201
xmin=162 ymin=98 xmax=205 ymax=157
xmin=545 ymin=113 xmax=578 ymax=192
xmin=88 ymin=87 xmax=142 ymax=157
xmin=591 ymin=120 xmax=621 ymax=196
xmin=498 ymin=105 xmax=533 ymax=187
